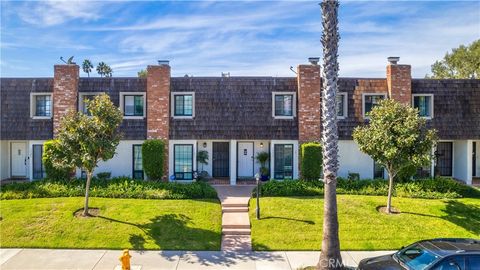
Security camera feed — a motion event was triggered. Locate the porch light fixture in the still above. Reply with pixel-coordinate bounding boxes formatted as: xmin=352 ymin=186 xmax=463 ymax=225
xmin=260 ymin=142 xmax=264 ymax=148
xmin=203 ymin=142 xmax=207 ymax=148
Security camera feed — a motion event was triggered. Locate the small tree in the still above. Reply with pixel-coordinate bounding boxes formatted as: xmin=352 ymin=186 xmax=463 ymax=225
xmin=138 ymin=69 xmax=147 ymax=78
xmin=42 ymin=140 xmax=74 ymax=180
xmin=353 ymin=99 xmax=437 ymax=214
xmin=255 ymin=152 xmax=269 ymax=177
xmin=82 ymin=59 xmax=93 ymax=77
xmin=47 ymin=94 xmax=122 ymax=216
xmin=300 ymin=142 xmax=322 ymax=181
xmin=197 ymin=150 xmax=209 ymax=172
xmin=427 ymin=39 xmax=479 ymax=79
xmin=142 ymin=139 xmax=165 ymax=180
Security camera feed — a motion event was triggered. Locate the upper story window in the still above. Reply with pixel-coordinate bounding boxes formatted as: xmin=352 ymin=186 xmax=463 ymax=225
xmin=120 ymin=92 xmax=145 ymax=119
xmin=413 ymin=94 xmax=434 ymax=119
xmin=171 ymin=92 xmax=195 ymax=118
xmin=30 ymin=93 xmax=52 ymax=119
xmin=79 ymin=92 xmax=102 ymax=116
xmin=336 ymin=92 xmax=347 ymax=119
xmin=363 ymin=93 xmax=386 ymax=118
xmin=272 ymin=92 xmax=296 ymax=119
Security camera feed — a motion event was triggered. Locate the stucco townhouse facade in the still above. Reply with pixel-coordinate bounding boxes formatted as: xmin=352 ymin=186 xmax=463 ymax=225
xmin=1 ymin=57 xmax=479 ymax=185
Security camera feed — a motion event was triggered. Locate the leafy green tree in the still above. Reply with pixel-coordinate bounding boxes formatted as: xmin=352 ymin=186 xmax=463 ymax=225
xmin=138 ymin=69 xmax=147 ymax=78
xmin=353 ymin=99 xmax=437 ymax=214
xmin=300 ymin=142 xmax=322 ymax=181
xmin=427 ymin=39 xmax=479 ymax=79
xmin=82 ymin=59 xmax=93 ymax=77
xmin=318 ymin=0 xmax=342 ymax=269
xmin=96 ymin=62 xmax=113 ymax=77
xmin=142 ymin=139 xmax=166 ymax=180
xmin=47 ymin=94 xmax=122 ymax=216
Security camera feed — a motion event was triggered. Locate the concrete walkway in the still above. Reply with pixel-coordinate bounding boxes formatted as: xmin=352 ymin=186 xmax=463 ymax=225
xmin=0 ymin=248 xmax=394 ymax=269
xmin=213 ymin=185 xmax=256 ymax=252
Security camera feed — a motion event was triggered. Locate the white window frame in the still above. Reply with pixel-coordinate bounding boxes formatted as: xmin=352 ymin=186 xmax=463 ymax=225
xmin=412 ymin=94 xmax=434 ymax=119
xmin=78 ymin=92 xmax=103 ymax=115
xmin=30 ymin=93 xmax=53 ymax=119
xmin=171 ymin=92 xmax=195 ymax=119
xmin=272 ymin=92 xmax=297 ymax=119
xmin=337 ymin=92 xmax=348 ymax=119
xmin=362 ymin=93 xmax=387 ymax=119
xmin=119 ymin=92 xmax=146 ymax=119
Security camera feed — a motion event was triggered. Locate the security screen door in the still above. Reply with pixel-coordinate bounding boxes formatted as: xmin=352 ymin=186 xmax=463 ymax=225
xmin=213 ymin=142 xmax=230 ymax=177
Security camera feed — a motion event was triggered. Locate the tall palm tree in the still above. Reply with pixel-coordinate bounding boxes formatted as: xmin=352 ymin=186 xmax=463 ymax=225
xmin=82 ymin=59 xmax=93 ymax=77
xmin=317 ymin=0 xmax=342 ymax=269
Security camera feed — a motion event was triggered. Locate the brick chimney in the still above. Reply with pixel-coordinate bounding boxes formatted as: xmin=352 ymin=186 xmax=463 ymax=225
xmin=53 ymin=64 xmax=79 ymax=136
xmin=297 ymin=62 xmax=321 ymax=143
xmin=386 ymin=57 xmax=411 ymax=105
xmin=146 ymin=61 xmax=170 ymax=180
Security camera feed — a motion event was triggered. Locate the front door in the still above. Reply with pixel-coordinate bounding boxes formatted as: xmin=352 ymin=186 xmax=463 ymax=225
xmin=238 ymin=142 xmax=254 ymax=177
xmin=212 ymin=142 xmax=229 ymax=177
xmin=11 ymin=142 xmax=27 ymax=177
xmin=435 ymin=142 xmax=453 ymax=176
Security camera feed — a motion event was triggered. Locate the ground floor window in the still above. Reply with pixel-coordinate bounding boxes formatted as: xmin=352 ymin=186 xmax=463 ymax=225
xmin=274 ymin=144 xmax=293 ymax=179
xmin=32 ymin=144 xmax=45 ymax=179
xmin=373 ymin=161 xmax=384 ymax=179
xmin=174 ymin=144 xmax=193 ymax=180
xmin=132 ymin=145 xmax=143 ymax=179
xmin=435 ymin=142 xmax=453 ymax=176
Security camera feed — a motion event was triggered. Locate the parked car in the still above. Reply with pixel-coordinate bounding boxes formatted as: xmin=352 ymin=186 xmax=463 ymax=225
xmin=357 ymin=238 xmax=480 ymax=270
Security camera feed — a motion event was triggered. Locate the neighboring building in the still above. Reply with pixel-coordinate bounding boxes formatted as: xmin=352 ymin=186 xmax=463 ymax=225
xmin=1 ymin=58 xmax=479 ymax=185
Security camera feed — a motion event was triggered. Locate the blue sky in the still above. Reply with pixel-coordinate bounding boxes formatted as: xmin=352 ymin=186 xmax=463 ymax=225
xmin=1 ymin=1 xmax=479 ymax=78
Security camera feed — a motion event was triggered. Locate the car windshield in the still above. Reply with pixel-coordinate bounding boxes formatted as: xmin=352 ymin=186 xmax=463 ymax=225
xmin=396 ymin=243 xmax=442 ymax=270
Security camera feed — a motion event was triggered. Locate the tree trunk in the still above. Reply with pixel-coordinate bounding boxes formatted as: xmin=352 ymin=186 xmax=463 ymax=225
xmin=386 ymin=172 xmax=394 ymax=214
xmin=83 ymin=171 xmax=93 ymax=216
xmin=318 ymin=1 xmax=342 ymax=269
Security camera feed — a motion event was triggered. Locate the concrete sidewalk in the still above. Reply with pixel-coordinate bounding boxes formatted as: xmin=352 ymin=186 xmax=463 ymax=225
xmin=0 ymin=248 xmax=394 ymax=270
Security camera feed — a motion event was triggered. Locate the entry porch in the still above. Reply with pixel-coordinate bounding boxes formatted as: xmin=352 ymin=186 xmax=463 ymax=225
xmin=168 ymin=140 xmax=299 ymax=185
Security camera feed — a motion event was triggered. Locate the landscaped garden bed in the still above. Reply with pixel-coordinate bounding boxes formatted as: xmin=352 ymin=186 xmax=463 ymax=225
xmin=250 ymin=195 xmax=480 ymax=251
xmin=0 ymin=197 xmax=222 ymax=250
xmin=0 ymin=177 xmax=217 ymax=200
xmin=254 ymin=177 xmax=480 ymax=199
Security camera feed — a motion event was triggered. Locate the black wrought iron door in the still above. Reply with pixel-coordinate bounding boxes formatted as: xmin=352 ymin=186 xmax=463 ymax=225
xmin=213 ymin=142 xmax=230 ymax=177
xmin=435 ymin=142 xmax=453 ymax=176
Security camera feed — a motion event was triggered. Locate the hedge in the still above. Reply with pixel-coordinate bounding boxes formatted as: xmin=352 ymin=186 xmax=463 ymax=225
xmin=300 ymin=142 xmax=322 ymax=181
xmin=142 ymin=139 xmax=165 ymax=180
xmin=0 ymin=177 xmax=218 ymax=200
xmin=254 ymin=177 xmax=480 ymax=199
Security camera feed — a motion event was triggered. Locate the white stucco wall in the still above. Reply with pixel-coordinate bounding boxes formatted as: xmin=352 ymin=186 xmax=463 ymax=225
xmin=0 ymin=140 xmax=9 ymax=180
xmin=453 ymin=140 xmax=468 ymax=183
xmin=476 ymin=141 xmax=480 ymax=177
xmin=75 ymin=140 xmax=145 ymax=178
xmin=338 ymin=140 xmax=374 ymax=179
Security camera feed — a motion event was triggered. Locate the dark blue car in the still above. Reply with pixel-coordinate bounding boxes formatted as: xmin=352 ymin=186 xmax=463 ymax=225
xmin=357 ymin=238 xmax=480 ymax=270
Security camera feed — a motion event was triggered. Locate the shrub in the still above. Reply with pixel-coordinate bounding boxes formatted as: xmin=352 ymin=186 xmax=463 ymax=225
xmin=96 ymin=172 xmax=111 ymax=179
xmin=0 ymin=177 xmax=218 ymax=200
xmin=300 ymin=142 xmax=322 ymax=181
xmin=142 ymin=139 xmax=165 ymax=180
xmin=253 ymin=177 xmax=480 ymax=199
xmin=42 ymin=140 xmax=73 ymax=181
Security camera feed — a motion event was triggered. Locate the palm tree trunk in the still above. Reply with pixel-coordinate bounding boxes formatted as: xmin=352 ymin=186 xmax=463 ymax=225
xmin=318 ymin=1 xmax=342 ymax=269
xmin=83 ymin=171 xmax=93 ymax=216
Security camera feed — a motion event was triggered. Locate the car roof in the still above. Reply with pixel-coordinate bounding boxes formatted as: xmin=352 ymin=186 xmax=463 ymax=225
xmin=417 ymin=238 xmax=480 ymax=257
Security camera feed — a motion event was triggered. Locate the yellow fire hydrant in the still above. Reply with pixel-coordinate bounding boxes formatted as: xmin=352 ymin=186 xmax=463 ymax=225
xmin=119 ymin=249 xmax=131 ymax=270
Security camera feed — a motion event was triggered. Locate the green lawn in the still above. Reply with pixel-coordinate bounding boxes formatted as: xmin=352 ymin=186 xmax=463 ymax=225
xmin=0 ymin=197 xmax=222 ymax=250
xmin=250 ymin=195 xmax=480 ymax=251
